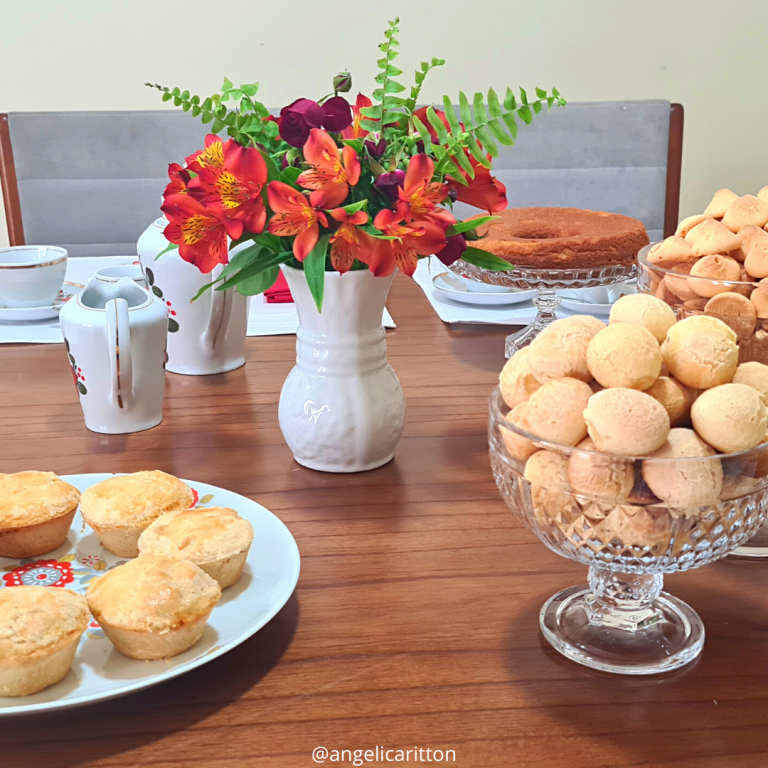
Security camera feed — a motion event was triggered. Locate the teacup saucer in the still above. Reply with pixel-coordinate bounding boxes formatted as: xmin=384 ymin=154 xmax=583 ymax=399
xmin=432 ymin=272 xmax=536 ymax=306
xmin=0 ymin=282 xmax=83 ymax=322
xmin=559 ymin=281 xmax=637 ymax=316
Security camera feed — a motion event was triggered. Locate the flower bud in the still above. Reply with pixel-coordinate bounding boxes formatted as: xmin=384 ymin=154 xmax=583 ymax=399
xmin=333 ymin=72 xmax=352 ymax=94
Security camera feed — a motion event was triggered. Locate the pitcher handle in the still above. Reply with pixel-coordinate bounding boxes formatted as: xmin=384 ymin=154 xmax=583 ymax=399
xmin=106 ymin=297 xmax=133 ymax=409
xmin=202 ymin=277 xmax=227 ymax=353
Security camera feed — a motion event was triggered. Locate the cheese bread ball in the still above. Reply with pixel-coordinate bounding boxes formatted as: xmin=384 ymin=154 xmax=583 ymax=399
xmin=526 ymin=316 xmax=604 ymax=383
xmin=609 ymin=293 xmax=676 ymax=343
xmin=661 ymin=315 xmax=738 ymax=389
xmin=524 ymin=450 xmax=572 ymax=526
xmin=499 ymin=402 xmax=538 ymax=462
xmin=525 ymin=377 xmax=593 ymax=446
xmin=691 ymin=383 xmax=768 ymax=453
xmin=499 ymin=347 xmax=541 ymax=409
xmin=732 ymin=362 xmax=768 ymax=405
xmin=641 ymin=428 xmax=723 ymax=508
xmin=644 ymin=376 xmax=696 ymax=427
xmin=567 ymin=436 xmax=635 ymax=501
xmin=584 ymin=388 xmax=670 ymax=456
xmin=586 ymin=324 xmax=661 ymax=390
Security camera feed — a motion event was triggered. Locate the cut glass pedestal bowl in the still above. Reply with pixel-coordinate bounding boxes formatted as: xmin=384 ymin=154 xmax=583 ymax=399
xmin=449 ymin=258 xmax=635 ymax=358
xmin=488 ymin=387 xmax=768 ymax=675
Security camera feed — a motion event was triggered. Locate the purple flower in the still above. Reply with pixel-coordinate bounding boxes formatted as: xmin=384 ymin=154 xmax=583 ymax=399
xmin=321 ymin=96 xmax=353 ymax=132
xmin=374 ymin=169 xmax=405 ymax=200
xmin=436 ymin=233 xmax=467 ymax=266
xmin=279 ymin=98 xmax=324 ymax=147
xmin=364 ymin=137 xmax=387 ymax=159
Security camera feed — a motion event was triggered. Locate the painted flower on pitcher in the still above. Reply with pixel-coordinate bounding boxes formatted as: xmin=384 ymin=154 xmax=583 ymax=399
xmin=2 ymin=560 xmax=74 ymax=588
xmin=78 ymin=554 xmax=106 ymax=569
xmin=297 ymin=129 xmax=361 ymax=209
xmin=63 ymin=338 xmax=87 ymax=396
xmin=267 ymin=182 xmax=328 ymax=261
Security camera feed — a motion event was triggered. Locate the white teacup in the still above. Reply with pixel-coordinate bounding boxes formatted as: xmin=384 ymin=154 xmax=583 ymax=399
xmin=0 ymin=246 xmax=68 ymax=308
xmin=95 ymin=264 xmax=147 ymax=289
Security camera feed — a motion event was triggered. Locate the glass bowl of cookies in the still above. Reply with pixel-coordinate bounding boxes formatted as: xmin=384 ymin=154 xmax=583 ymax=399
xmin=490 ymin=296 xmax=768 ymax=675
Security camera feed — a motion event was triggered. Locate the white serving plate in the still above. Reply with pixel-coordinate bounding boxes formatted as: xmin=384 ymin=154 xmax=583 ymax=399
xmin=0 ymin=474 xmax=300 ymax=716
xmin=559 ymin=281 xmax=637 ymax=317
xmin=432 ymin=272 xmax=535 ymax=306
xmin=0 ymin=283 xmax=83 ymax=322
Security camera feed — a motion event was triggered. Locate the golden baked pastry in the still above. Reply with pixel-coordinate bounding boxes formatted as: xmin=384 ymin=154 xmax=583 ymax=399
xmin=468 ymin=207 xmax=649 ymax=269
xmin=567 ymin=437 xmax=635 ymax=501
xmin=745 ymin=239 xmax=768 ymax=279
xmin=641 ymin=428 xmax=723 ymax=509
xmin=691 ymin=383 xmax=768 ymax=453
xmin=688 ymin=254 xmax=741 ymax=297
xmin=500 ymin=403 xmax=538 ymax=463
xmin=704 ymin=292 xmax=757 ymax=341
xmin=526 ymin=316 xmax=605 ymax=383
xmin=524 ymin=450 xmax=572 ymax=526
xmin=723 ymin=195 xmax=768 ymax=232
xmin=759 ymin=186 xmax=768 ymax=204
xmin=646 ymin=236 xmax=694 ymax=268
xmin=675 ymin=214 xmax=708 ymax=238
xmin=661 ymin=315 xmax=738 ymax=389
xmin=0 ymin=471 xmax=81 ymax=558
xmin=86 ymin=554 xmax=221 ymax=660
xmin=644 ymin=376 xmax=695 ymax=427
xmin=525 ymin=377 xmax=592 ymax=446
xmin=0 ymin=586 xmax=88 ymax=696
xmin=587 ymin=324 xmax=661 ymax=390
xmin=584 ymin=388 xmax=670 ymax=456
xmin=80 ymin=471 xmax=194 ymax=558
xmin=609 ymin=293 xmax=676 ymax=343
xmin=138 ymin=507 xmax=254 ymax=589
xmin=732 ymin=361 xmax=768 ymax=405
xmin=498 ymin=347 xmax=541 ymax=409
xmin=687 ymin=220 xmax=741 ymax=258
xmin=703 ymin=189 xmax=739 ymax=219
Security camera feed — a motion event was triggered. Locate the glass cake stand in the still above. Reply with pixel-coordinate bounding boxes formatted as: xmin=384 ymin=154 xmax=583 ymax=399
xmin=449 ymin=259 xmax=636 ymax=357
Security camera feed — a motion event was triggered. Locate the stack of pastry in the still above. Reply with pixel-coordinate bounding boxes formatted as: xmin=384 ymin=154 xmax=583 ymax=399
xmin=642 ymin=186 xmax=768 ymax=357
xmin=498 ymin=294 xmax=768 ymax=554
xmin=0 ymin=469 xmax=255 ymax=696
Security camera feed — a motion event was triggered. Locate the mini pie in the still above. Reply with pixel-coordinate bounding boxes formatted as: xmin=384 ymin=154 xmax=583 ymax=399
xmin=80 ymin=471 xmax=194 ymax=558
xmin=0 ymin=586 xmax=88 ymax=696
xmin=0 ymin=471 xmax=81 ymax=558
xmin=138 ymin=507 xmax=254 ymax=589
xmin=86 ymin=554 xmax=221 ymax=660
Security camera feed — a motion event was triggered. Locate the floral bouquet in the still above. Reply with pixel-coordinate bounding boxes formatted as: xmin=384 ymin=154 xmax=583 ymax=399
xmin=148 ymin=18 xmax=564 ymax=310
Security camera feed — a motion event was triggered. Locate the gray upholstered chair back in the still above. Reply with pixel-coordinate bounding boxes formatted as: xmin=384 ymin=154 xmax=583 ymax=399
xmin=451 ymin=99 xmax=673 ymax=243
xmin=5 ymin=111 xmax=209 ymax=256
xmin=3 ymin=101 xmax=674 ymax=255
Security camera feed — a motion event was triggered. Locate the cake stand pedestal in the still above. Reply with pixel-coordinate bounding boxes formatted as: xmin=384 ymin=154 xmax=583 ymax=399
xmin=449 ymin=260 xmax=636 ymax=357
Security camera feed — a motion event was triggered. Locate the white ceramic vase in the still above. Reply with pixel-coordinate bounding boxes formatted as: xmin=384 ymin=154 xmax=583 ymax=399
xmin=59 ymin=277 xmax=168 ymax=434
xmin=278 ymin=265 xmax=406 ymax=473
xmin=137 ymin=217 xmax=249 ymax=376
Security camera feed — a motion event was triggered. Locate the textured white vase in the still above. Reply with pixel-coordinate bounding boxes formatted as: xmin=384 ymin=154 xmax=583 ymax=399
xmin=278 ymin=265 xmax=406 ymax=473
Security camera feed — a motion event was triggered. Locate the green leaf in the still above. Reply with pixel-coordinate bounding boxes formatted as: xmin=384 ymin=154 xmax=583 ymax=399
xmin=241 ymin=83 xmax=259 ymax=97
xmin=172 ymin=87 xmax=180 ymax=97
xmin=236 ymin=265 xmax=278 ymax=296
xmin=201 ymin=111 xmax=214 ymax=125
xmin=487 ymin=117 xmax=513 ymax=146
xmin=341 ymin=199 xmax=369 ymax=214
xmin=304 ymin=235 xmax=330 ymax=312
xmin=458 ymin=91 xmax=473 ymax=127
xmin=280 ymin=166 xmax=302 ymax=187
xmin=520 ymin=87 xmax=528 ymax=105
xmin=535 ymin=87 xmax=547 ymax=99
xmin=532 ymin=101 xmax=542 ymax=115
xmin=472 ymin=92 xmax=488 ymax=124
xmin=154 ymin=241 xmax=178 ymax=261
xmin=211 ymin=118 xmax=225 ymax=133
xmin=252 ymin=232 xmax=282 ymax=252
xmin=487 ymin=88 xmax=503 ymax=119
xmin=202 ymin=97 xmax=213 ymax=111
xmin=412 ymin=115 xmax=435 ymax=156
xmin=466 ymin=136 xmax=490 ymax=167
xmin=446 ymin=216 xmax=498 ymax=236
xmin=475 ymin=125 xmax=499 ymax=157
xmin=191 ymin=106 xmax=201 ymax=117
xmin=161 ymin=92 xmax=172 ymax=102
xmin=451 ymin=148 xmax=475 ymax=179
xmin=181 ymin=90 xmax=190 ymax=100
xmin=501 ymin=112 xmax=518 ymax=140
xmin=461 ymin=246 xmax=514 ymax=271
xmin=222 ymin=77 xmax=233 ymax=91
xmin=426 ymin=107 xmax=450 ymax=146
xmin=441 ymin=96 xmax=462 ymax=134
xmin=503 ymin=87 xmax=517 ymax=111
xmin=518 ymin=105 xmax=533 ymax=124
xmin=215 ymin=250 xmax=293 ymax=293
xmin=173 ymin=96 xmax=182 ymax=107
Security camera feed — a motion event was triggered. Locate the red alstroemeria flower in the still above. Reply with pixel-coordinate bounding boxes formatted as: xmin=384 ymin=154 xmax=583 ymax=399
xmin=164 ymin=163 xmax=191 ymax=197
xmin=197 ymin=141 xmax=268 ymax=234
xmin=448 ymin=156 xmax=508 ymax=213
xmin=185 ymin=133 xmax=227 ymax=172
xmin=267 ymin=181 xmax=328 ymax=261
xmin=297 ymin=129 xmax=361 ymax=209
xmin=371 ymin=208 xmax=447 ymax=277
xmin=397 ymin=154 xmax=456 ymax=229
xmin=162 ymin=194 xmax=242 ymax=273
xmin=329 ymin=208 xmax=378 ymax=274
xmin=341 ymin=94 xmax=373 ymax=140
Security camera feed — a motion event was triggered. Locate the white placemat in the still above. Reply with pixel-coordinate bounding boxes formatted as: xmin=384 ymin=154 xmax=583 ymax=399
xmin=0 ymin=257 xmax=394 ymax=344
xmin=413 ymin=259 xmax=614 ymax=325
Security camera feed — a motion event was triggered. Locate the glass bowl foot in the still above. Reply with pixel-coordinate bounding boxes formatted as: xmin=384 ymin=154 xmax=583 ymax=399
xmin=504 ymin=288 xmax=560 ymax=358
xmin=540 ymin=584 xmax=705 ymax=675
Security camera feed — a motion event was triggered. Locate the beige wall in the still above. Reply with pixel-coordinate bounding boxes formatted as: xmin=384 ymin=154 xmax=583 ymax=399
xmin=1 ymin=0 xmax=766 ymax=247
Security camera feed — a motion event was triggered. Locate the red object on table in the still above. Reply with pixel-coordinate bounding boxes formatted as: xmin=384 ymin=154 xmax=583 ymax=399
xmin=264 ymin=271 xmax=293 ymax=303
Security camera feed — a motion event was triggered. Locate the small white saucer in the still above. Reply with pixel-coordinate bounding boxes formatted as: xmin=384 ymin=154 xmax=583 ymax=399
xmin=559 ymin=281 xmax=637 ymax=317
xmin=0 ymin=282 xmax=83 ymax=321
xmin=432 ymin=272 xmax=535 ymax=306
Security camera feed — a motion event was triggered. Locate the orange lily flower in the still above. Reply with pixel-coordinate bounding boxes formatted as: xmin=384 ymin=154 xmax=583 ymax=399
xmin=447 ymin=155 xmax=508 ymax=213
xmin=297 ymin=129 xmax=361 ymax=209
xmin=267 ymin=181 xmax=328 ymax=261
xmin=371 ymin=208 xmax=447 ymax=277
xmin=328 ymin=208 xmax=376 ymax=274
xmin=198 ymin=141 xmax=268 ymax=234
xmin=164 ymin=163 xmax=191 ymax=197
xmin=161 ymin=194 xmax=242 ymax=273
xmin=185 ymin=133 xmax=227 ymax=172
xmin=396 ymin=154 xmax=455 ymax=229
xmin=341 ymin=94 xmax=373 ymax=140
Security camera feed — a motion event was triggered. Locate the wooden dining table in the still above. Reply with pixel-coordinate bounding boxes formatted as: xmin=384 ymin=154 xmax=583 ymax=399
xmin=2 ymin=274 xmax=768 ymax=768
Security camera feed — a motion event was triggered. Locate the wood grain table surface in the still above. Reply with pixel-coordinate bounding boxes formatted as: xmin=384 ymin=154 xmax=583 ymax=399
xmin=2 ymin=274 xmax=768 ymax=768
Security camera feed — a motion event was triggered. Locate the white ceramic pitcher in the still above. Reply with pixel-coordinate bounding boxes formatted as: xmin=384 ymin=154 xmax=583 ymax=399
xmin=59 ymin=277 xmax=168 ymax=434
xmin=137 ymin=217 xmax=249 ymax=376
